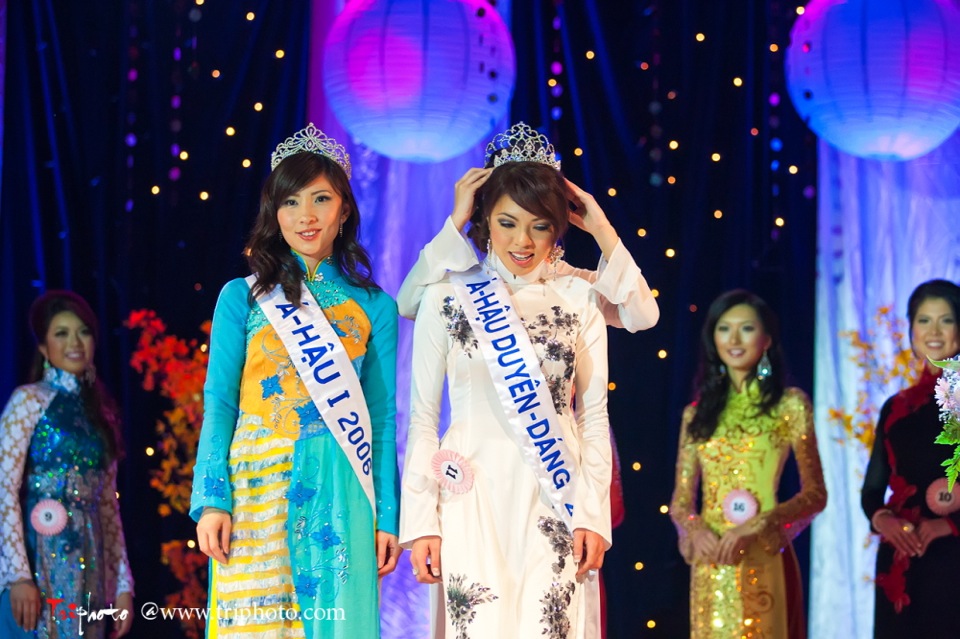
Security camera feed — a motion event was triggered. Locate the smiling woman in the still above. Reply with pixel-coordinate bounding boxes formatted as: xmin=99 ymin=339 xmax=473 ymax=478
xmin=467 ymin=159 xmax=569 ymax=278
xmin=861 ymin=279 xmax=960 ymax=639
xmin=37 ymin=310 xmax=96 ymax=377
xmin=0 ymin=290 xmax=134 ymax=639
xmin=670 ymin=289 xmax=826 ymax=639
xmin=276 ymin=175 xmax=345 ymax=274
xmin=190 ymin=124 xmax=401 ymax=639
xmin=487 ymin=199 xmax=556 ymax=274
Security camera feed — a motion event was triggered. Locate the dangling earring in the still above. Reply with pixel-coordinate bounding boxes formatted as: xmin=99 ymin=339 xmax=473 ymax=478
xmin=82 ymin=364 xmax=97 ymax=385
xmin=548 ymin=243 xmax=565 ymax=264
xmin=756 ymin=350 xmax=772 ymax=381
xmin=42 ymin=357 xmax=51 ymax=371
xmin=718 ymin=363 xmax=726 ymax=377
xmin=486 ymin=239 xmax=491 ymax=254
xmin=339 ymin=223 xmax=344 ymax=238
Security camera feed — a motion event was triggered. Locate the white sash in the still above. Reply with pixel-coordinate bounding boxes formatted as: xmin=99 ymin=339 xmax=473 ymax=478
xmin=247 ymin=275 xmax=376 ymax=515
xmin=450 ymin=265 xmax=579 ymax=533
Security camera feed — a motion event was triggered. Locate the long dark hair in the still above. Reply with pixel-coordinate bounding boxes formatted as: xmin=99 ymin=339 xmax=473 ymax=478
xmin=466 ymin=161 xmax=569 ymax=253
xmin=687 ymin=289 xmax=786 ymax=441
xmin=28 ymin=290 xmax=124 ymax=462
xmin=246 ymin=152 xmax=378 ymax=306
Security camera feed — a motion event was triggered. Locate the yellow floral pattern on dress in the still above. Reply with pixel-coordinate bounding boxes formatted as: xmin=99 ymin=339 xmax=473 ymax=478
xmin=670 ymin=384 xmax=827 ymax=639
xmin=239 ymin=298 xmax=371 ymax=439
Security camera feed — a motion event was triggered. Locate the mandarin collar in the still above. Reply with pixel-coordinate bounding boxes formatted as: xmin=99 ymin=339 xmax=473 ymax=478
xmin=292 ymin=251 xmax=338 ymax=282
xmin=728 ymin=377 xmax=762 ymax=402
xmin=43 ymin=366 xmax=82 ymax=395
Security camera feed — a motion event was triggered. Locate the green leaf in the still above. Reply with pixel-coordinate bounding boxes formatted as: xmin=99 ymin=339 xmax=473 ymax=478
xmin=935 ymin=418 xmax=960 ymax=445
xmin=929 ymin=356 xmax=960 ymax=372
xmin=936 ymin=431 xmax=956 ymax=445
xmin=946 ymin=446 xmax=960 ymax=491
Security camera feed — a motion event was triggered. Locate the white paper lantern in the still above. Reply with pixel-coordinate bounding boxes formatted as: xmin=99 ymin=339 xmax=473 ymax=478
xmin=785 ymin=0 xmax=960 ymax=161
xmin=323 ymin=0 xmax=515 ymax=162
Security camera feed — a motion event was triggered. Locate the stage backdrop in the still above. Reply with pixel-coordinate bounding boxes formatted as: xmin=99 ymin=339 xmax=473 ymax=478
xmin=810 ymin=131 xmax=960 ymax=638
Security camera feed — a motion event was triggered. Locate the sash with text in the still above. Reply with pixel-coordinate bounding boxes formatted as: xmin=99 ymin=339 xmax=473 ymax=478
xmin=451 ymin=266 xmax=578 ymax=532
xmin=249 ymin=275 xmax=376 ymax=515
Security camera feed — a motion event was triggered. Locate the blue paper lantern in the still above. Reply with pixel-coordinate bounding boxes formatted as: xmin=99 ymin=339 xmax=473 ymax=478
xmin=785 ymin=0 xmax=960 ymax=161
xmin=323 ymin=0 xmax=515 ymax=163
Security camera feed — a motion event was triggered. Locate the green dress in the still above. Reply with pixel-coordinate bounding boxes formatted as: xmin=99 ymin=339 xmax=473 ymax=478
xmin=670 ymin=384 xmax=826 ymax=639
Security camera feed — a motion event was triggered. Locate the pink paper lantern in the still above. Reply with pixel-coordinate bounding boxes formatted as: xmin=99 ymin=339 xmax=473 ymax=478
xmin=785 ymin=0 xmax=960 ymax=161
xmin=323 ymin=0 xmax=515 ymax=162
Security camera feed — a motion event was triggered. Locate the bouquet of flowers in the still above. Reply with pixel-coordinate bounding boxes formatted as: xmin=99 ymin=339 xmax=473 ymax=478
xmin=933 ymin=355 xmax=960 ymax=489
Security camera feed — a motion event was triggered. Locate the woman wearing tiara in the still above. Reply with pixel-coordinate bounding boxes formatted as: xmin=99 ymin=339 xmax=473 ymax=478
xmin=400 ymin=123 xmax=612 ymax=638
xmin=395 ymin=125 xmax=659 ymax=332
xmin=191 ymin=124 xmax=401 ymax=638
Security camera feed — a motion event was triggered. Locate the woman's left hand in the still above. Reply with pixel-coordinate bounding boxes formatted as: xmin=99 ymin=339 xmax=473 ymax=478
xmin=110 ymin=592 xmax=134 ymax=638
xmin=564 ymin=179 xmax=612 ymax=238
xmin=573 ymin=528 xmax=606 ymax=578
xmin=376 ymin=531 xmax=402 ymax=576
xmin=917 ymin=518 xmax=954 ymax=556
xmin=715 ymin=519 xmax=761 ymax=565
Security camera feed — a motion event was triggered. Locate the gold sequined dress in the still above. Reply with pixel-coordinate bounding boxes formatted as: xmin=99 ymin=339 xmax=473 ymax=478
xmin=670 ymin=385 xmax=827 ymax=639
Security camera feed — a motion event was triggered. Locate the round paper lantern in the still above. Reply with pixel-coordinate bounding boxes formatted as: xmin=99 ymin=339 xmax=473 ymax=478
xmin=785 ymin=0 xmax=960 ymax=161
xmin=323 ymin=0 xmax=515 ymax=162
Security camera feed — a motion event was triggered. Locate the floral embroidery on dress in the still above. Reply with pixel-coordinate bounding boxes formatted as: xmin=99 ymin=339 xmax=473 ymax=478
xmin=329 ymin=315 xmax=362 ymax=344
xmin=538 ymin=516 xmax=576 ymax=638
xmin=287 ymin=481 xmax=317 ymax=508
xmin=294 ymin=401 xmax=321 ymax=428
xmin=540 ymin=581 xmax=577 ymax=639
xmin=313 ymin=522 xmax=343 ymax=550
xmin=294 ymin=573 xmax=321 ymax=598
xmin=203 ymin=474 xmax=227 ymax=499
xmin=446 ymin=573 xmax=499 ymax=639
xmin=441 ymin=296 xmax=478 ymax=355
xmin=525 ymin=307 xmax=579 ymax=412
xmin=292 ymin=500 xmax=350 ymax=603
xmin=260 ymin=374 xmax=282 ymax=399
xmin=537 ymin=516 xmax=573 ymax=575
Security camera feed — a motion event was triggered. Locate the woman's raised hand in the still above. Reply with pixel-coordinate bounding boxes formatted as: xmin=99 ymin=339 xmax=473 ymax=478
xmin=451 ymin=168 xmax=493 ymax=230
xmin=564 ymin=179 xmax=612 ymax=237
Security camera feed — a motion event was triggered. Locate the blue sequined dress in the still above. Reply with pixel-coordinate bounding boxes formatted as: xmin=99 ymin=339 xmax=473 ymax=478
xmin=0 ymin=366 xmax=134 ymax=639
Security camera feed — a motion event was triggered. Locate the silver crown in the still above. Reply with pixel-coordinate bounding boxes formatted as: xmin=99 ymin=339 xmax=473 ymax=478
xmin=484 ymin=122 xmax=561 ymax=170
xmin=270 ymin=123 xmax=352 ymax=178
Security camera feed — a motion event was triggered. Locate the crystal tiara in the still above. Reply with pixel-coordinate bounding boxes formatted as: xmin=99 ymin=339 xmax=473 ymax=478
xmin=270 ymin=123 xmax=352 ymax=179
xmin=484 ymin=122 xmax=561 ymax=170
